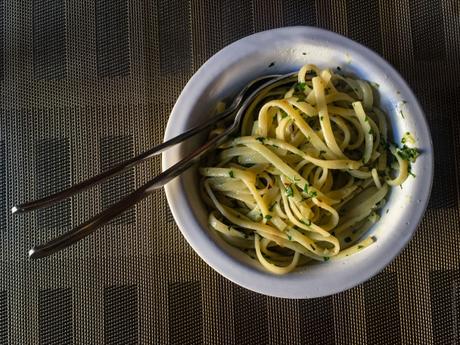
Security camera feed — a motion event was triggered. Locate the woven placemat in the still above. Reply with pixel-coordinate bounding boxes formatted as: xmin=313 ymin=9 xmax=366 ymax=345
xmin=0 ymin=0 xmax=459 ymax=344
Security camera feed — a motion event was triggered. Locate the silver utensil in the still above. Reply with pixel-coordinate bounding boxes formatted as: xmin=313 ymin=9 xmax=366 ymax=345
xmin=13 ymin=72 xmax=297 ymax=259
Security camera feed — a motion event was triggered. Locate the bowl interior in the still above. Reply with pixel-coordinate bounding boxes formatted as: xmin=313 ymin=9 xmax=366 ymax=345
xmin=162 ymin=27 xmax=433 ymax=298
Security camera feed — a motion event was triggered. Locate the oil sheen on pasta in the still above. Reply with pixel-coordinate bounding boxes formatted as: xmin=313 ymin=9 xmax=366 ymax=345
xmin=199 ymin=64 xmax=419 ymax=275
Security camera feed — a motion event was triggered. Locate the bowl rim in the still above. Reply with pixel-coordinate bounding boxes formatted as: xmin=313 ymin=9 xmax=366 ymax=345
xmin=162 ymin=26 xmax=434 ymax=298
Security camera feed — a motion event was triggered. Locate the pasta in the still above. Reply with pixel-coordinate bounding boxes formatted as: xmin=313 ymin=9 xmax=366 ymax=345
xmin=199 ymin=64 xmax=419 ymax=274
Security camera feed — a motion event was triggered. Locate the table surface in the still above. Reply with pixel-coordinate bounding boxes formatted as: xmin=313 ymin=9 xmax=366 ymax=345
xmin=0 ymin=0 xmax=459 ymax=344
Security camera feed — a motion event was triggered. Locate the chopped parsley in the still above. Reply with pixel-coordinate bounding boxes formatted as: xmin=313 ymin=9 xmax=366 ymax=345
xmin=323 ymin=257 xmax=330 ymax=262
xmin=310 ymin=244 xmax=316 ymax=251
xmin=269 ymin=201 xmax=277 ymax=211
xmin=399 ymin=110 xmax=405 ymax=119
xmin=320 ymin=116 xmax=324 ymax=121
xmin=357 ymin=245 xmax=364 ymax=249
xmin=396 ymin=145 xmax=419 ymax=162
xmin=268 ymin=61 xmax=275 ymax=68
xmin=287 ymin=234 xmax=292 ymax=241
xmin=344 ymin=237 xmax=352 ymax=243
xmin=256 ymin=137 xmax=265 ymax=143
xmin=285 ymin=185 xmax=294 ymax=197
xmin=401 ymin=132 xmax=415 ymax=145
xmin=371 ymin=236 xmax=377 ymax=242
xmin=297 ymin=94 xmax=306 ymax=101
xmin=229 ymin=170 xmax=234 ymax=178
xmin=319 ymin=150 xmax=326 ymax=155
xmin=300 ymin=219 xmax=312 ymax=226
xmin=368 ymin=128 xmax=374 ymax=135
xmin=294 ymin=82 xmax=306 ymax=92
xmin=302 ymin=184 xmax=317 ymax=198
xmin=302 ymin=52 xmax=306 ymax=55
xmin=280 ymin=110 xmax=288 ymax=118
xmin=264 ymin=215 xmax=272 ymax=221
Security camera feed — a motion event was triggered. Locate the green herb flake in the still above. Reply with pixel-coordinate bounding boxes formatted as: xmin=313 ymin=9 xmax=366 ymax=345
xmin=269 ymin=202 xmax=277 ymax=212
xmin=303 ymin=184 xmax=309 ymax=193
xmin=364 ymin=116 xmax=369 ymax=122
xmin=310 ymin=191 xmax=318 ymax=198
xmin=268 ymin=62 xmax=275 ymax=68
xmin=285 ymin=185 xmax=294 ymax=197
xmin=368 ymin=128 xmax=374 ymax=136
xmin=287 ymin=235 xmax=292 ymax=241
xmin=300 ymin=219 xmax=312 ymax=226
xmin=319 ymin=150 xmax=326 ymax=155
xmin=229 ymin=170 xmax=235 ymax=178
xmin=402 ymin=100 xmax=407 ymax=104
xmin=295 ymin=82 xmax=306 ymax=92
xmin=323 ymin=256 xmax=330 ymax=262
xmin=320 ymin=116 xmax=324 ymax=121
xmin=336 ymin=66 xmax=342 ymax=71
xmin=280 ymin=110 xmax=288 ymax=118
xmin=344 ymin=237 xmax=352 ymax=243
xmin=264 ymin=215 xmax=272 ymax=221
xmin=371 ymin=236 xmax=377 ymax=242
xmin=386 ymin=209 xmax=389 ymax=214
xmin=310 ymin=244 xmax=316 ymax=251
xmin=357 ymin=245 xmax=364 ymax=249
xmin=256 ymin=137 xmax=265 ymax=143
xmin=397 ymin=145 xmax=419 ymax=163
xmin=297 ymin=94 xmax=306 ymax=102
xmin=399 ymin=110 xmax=405 ymax=119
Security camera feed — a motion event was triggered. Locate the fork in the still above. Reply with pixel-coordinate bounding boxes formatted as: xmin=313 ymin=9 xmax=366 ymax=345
xmin=13 ymin=72 xmax=297 ymax=259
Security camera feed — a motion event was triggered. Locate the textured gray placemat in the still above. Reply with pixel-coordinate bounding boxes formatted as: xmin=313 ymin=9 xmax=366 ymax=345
xmin=0 ymin=0 xmax=459 ymax=344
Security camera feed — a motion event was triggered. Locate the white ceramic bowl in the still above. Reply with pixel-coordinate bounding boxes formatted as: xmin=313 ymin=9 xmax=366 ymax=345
xmin=162 ymin=27 xmax=433 ymax=298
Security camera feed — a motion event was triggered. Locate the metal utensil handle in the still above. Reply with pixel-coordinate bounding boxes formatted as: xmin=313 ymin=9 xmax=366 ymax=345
xmin=28 ymin=125 xmax=235 ymax=259
xmin=12 ymin=106 xmax=237 ymax=214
